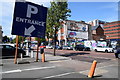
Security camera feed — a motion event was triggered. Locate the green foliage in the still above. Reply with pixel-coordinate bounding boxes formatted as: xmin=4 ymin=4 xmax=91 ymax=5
xmin=11 ymin=36 xmax=25 ymax=43
xmin=2 ymin=36 xmax=10 ymax=43
xmin=35 ymin=37 xmax=46 ymax=42
xmin=46 ymin=1 xmax=71 ymax=41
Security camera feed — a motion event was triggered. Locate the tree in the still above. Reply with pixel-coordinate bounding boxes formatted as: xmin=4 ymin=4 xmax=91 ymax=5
xmin=46 ymin=0 xmax=71 ymax=42
xmin=46 ymin=0 xmax=71 ymax=55
xmin=11 ymin=36 xmax=25 ymax=43
xmin=2 ymin=36 xmax=10 ymax=43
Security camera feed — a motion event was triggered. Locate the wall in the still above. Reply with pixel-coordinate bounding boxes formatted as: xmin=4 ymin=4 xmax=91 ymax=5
xmin=104 ymin=21 xmax=120 ymax=40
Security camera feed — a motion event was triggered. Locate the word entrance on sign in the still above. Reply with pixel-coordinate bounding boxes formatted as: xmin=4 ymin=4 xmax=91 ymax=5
xmin=16 ymin=17 xmax=45 ymax=27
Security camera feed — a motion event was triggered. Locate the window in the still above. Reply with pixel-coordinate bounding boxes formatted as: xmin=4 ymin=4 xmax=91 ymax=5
xmin=5 ymin=45 xmax=14 ymax=49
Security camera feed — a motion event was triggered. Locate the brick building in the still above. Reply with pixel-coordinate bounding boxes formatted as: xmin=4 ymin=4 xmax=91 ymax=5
xmin=88 ymin=19 xmax=107 ymax=41
xmin=104 ymin=21 xmax=120 ymax=46
xmin=92 ymin=25 xmax=106 ymax=41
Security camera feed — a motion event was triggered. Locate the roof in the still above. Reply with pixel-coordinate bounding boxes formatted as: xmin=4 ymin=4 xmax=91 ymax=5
xmin=104 ymin=21 xmax=120 ymax=26
xmin=91 ymin=25 xmax=103 ymax=30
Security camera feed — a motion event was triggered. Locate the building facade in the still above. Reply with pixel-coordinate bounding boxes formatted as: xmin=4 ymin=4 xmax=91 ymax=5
xmin=88 ymin=19 xmax=107 ymax=27
xmin=91 ymin=25 xmax=106 ymax=41
xmin=57 ymin=20 xmax=92 ymax=45
xmin=104 ymin=21 xmax=120 ymax=42
xmin=88 ymin=19 xmax=107 ymax=41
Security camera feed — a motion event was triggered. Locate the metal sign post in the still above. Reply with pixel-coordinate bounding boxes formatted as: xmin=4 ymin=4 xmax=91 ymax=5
xmin=14 ymin=35 xmax=19 ymax=64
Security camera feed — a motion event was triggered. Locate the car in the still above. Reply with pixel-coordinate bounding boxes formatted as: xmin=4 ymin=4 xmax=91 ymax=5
xmin=114 ymin=46 xmax=120 ymax=59
xmin=94 ymin=46 xmax=113 ymax=53
xmin=74 ymin=45 xmax=90 ymax=51
xmin=52 ymin=45 xmax=62 ymax=50
xmin=46 ymin=45 xmax=53 ymax=49
xmin=62 ymin=45 xmax=73 ymax=50
xmin=0 ymin=44 xmax=26 ymax=58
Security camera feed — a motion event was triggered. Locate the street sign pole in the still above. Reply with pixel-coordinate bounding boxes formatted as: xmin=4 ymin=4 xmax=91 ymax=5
xmin=36 ymin=38 xmax=40 ymax=62
xmin=14 ymin=35 xmax=19 ymax=64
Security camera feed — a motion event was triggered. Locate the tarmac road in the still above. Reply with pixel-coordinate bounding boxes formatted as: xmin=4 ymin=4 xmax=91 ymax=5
xmin=44 ymin=48 xmax=116 ymax=63
xmin=1 ymin=49 xmax=119 ymax=79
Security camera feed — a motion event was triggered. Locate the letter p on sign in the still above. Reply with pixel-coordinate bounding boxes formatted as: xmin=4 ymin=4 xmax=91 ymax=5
xmin=26 ymin=4 xmax=38 ymax=18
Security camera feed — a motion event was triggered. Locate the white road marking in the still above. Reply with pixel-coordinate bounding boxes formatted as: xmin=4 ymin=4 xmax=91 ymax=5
xmin=22 ymin=66 xmax=56 ymax=71
xmin=44 ymin=64 xmax=116 ymax=79
xmin=2 ymin=69 xmax=21 ymax=74
xmin=44 ymin=72 xmax=76 ymax=79
xmin=2 ymin=66 xmax=56 ymax=74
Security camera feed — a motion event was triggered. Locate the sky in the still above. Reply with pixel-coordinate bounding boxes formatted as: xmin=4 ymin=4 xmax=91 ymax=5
xmin=0 ymin=0 xmax=119 ymax=38
xmin=68 ymin=2 xmax=118 ymax=22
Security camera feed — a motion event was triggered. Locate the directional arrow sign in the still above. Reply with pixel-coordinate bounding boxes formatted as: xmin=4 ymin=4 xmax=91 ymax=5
xmin=24 ymin=25 xmax=35 ymax=36
xmin=11 ymin=1 xmax=47 ymax=38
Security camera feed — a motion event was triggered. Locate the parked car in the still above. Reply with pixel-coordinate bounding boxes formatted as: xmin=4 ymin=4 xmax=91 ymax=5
xmin=0 ymin=44 xmax=26 ymax=58
xmin=74 ymin=45 xmax=90 ymax=51
xmin=94 ymin=46 xmax=113 ymax=53
xmin=62 ymin=45 xmax=73 ymax=50
xmin=46 ymin=45 xmax=53 ymax=49
xmin=52 ymin=45 xmax=62 ymax=50
xmin=114 ymin=46 xmax=120 ymax=59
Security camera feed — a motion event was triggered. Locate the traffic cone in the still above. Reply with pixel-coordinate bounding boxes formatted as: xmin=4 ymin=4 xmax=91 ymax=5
xmin=88 ymin=60 xmax=97 ymax=78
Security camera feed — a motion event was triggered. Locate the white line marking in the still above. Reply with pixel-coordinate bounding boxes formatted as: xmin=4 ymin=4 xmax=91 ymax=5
xmin=44 ymin=72 xmax=76 ymax=79
xmin=2 ymin=69 xmax=21 ymax=74
xmin=22 ymin=66 xmax=56 ymax=71
xmin=44 ymin=64 xmax=116 ymax=79
xmin=2 ymin=66 xmax=56 ymax=74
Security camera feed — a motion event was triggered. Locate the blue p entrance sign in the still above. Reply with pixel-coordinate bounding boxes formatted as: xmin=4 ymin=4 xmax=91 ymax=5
xmin=11 ymin=1 xmax=47 ymax=38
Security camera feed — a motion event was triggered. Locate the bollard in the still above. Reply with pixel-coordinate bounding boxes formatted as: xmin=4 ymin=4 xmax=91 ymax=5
xmin=20 ymin=53 xmax=23 ymax=60
xmin=42 ymin=53 xmax=45 ymax=62
xmin=31 ymin=50 xmax=34 ymax=58
xmin=88 ymin=60 xmax=97 ymax=78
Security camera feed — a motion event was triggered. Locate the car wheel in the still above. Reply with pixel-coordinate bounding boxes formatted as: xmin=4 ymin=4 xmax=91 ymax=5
xmin=105 ymin=50 xmax=108 ymax=53
xmin=118 ymin=54 xmax=120 ymax=59
xmin=83 ymin=49 xmax=85 ymax=51
xmin=95 ymin=49 xmax=97 ymax=52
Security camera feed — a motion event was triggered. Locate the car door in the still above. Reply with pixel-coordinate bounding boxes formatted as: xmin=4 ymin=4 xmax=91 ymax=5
xmin=2 ymin=45 xmax=8 ymax=56
xmin=97 ymin=46 xmax=102 ymax=51
xmin=4 ymin=45 xmax=15 ymax=56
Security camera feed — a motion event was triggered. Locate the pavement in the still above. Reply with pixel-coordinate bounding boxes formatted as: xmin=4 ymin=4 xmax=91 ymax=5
xmin=1 ymin=53 xmax=120 ymax=80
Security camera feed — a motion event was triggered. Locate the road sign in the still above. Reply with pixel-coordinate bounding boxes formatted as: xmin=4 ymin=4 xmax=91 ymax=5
xmin=11 ymin=1 xmax=47 ymax=38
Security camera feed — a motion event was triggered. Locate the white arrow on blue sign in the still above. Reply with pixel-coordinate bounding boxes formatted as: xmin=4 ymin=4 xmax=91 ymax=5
xmin=11 ymin=1 xmax=47 ymax=38
xmin=24 ymin=25 xmax=35 ymax=36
